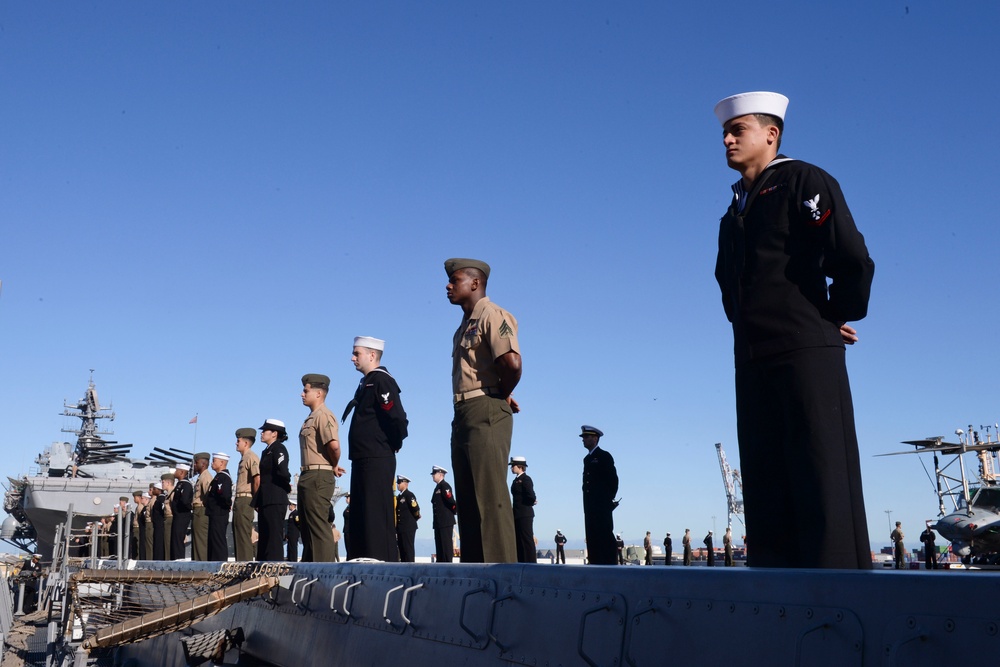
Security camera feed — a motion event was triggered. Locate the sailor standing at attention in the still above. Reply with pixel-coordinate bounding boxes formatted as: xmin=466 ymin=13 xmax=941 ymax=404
xmin=255 ymin=419 xmax=292 ymax=561
xmin=150 ymin=482 xmax=166 ymax=561
xmin=395 ymin=475 xmax=421 ymax=563
xmin=191 ymin=452 xmax=213 ymax=561
xmin=445 ymin=257 xmax=522 ymax=563
xmin=170 ymin=463 xmax=194 ymax=560
xmin=891 ymin=521 xmax=905 ymax=569
xmin=508 ymin=456 xmax=537 ymax=563
xmin=233 ymin=427 xmax=260 ymax=561
xmin=206 ymin=452 xmax=233 ymax=561
xmin=714 ymin=91 xmax=874 ymax=569
xmin=430 ymin=466 xmax=458 ymax=563
xmin=343 ymin=336 xmax=409 ymax=562
xmin=161 ymin=473 xmax=175 ymax=559
xmin=580 ymin=425 xmax=619 ymax=565
xmin=298 ymin=373 xmax=345 ymax=562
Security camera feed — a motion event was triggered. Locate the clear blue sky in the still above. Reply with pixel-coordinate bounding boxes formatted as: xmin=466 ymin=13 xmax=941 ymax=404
xmin=2 ymin=2 xmax=998 ymax=555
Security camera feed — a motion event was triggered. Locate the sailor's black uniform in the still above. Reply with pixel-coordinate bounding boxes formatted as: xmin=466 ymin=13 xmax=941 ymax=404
xmin=582 ymin=447 xmax=618 ymax=565
xmin=151 ymin=495 xmax=166 ymax=561
xmin=206 ymin=470 xmax=232 ymax=561
xmin=431 ymin=480 xmax=457 ymax=562
xmin=510 ymin=472 xmax=537 ymax=563
xmin=716 ymin=157 xmax=874 ymax=569
xmin=170 ymin=478 xmax=194 ymax=560
xmin=395 ymin=488 xmax=421 ymax=562
xmin=255 ymin=441 xmax=291 ymax=561
xmin=345 ymin=367 xmax=408 ymax=562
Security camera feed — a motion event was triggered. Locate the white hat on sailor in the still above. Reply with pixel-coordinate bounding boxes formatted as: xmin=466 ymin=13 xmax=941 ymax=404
xmin=397 ymin=475 xmax=411 ymax=484
xmin=259 ymin=418 xmax=287 ymax=433
xmin=580 ymin=425 xmax=604 ymax=438
xmin=354 ymin=336 xmax=385 ymax=351
xmin=431 ymin=465 xmax=448 ymax=475
xmin=714 ymin=91 xmax=789 ymax=126
xmin=509 ymin=456 xmax=527 ymax=467
xmin=212 ymin=451 xmax=230 ymax=462
xmin=174 ymin=463 xmax=190 ymax=472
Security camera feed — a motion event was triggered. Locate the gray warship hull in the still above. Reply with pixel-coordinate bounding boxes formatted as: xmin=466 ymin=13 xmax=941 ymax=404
xmin=104 ymin=560 xmax=1000 ymax=666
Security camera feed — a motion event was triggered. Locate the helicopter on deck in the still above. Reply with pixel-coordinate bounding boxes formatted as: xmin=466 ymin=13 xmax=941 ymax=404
xmin=879 ymin=424 xmax=1000 ymax=563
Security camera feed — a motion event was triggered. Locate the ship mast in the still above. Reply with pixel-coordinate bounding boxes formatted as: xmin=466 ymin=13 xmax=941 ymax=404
xmin=715 ymin=442 xmax=745 ymax=529
xmin=62 ymin=370 xmax=117 ymax=463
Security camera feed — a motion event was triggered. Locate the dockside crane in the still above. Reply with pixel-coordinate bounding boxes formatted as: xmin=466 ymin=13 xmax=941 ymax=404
xmin=715 ymin=442 xmax=745 ymax=529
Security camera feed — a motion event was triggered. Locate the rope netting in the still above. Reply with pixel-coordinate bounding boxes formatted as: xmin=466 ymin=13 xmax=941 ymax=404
xmin=68 ymin=562 xmax=289 ymax=650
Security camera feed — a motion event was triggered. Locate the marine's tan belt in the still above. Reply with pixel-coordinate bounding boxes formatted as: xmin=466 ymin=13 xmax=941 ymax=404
xmin=301 ymin=464 xmax=334 ymax=471
xmin=453 ymin=387 xmax=501 ymax=404
xmin=235 ymin=493 xmax=253 ymax=498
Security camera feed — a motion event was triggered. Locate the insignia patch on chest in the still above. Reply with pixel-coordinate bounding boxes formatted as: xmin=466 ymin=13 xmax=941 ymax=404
xmin=465 ymin=321 xmax=479 ymax=339
xmin=759 ymin=184 xmax=782 ymax=196
xmin=498 ymin=320 xmax=513 ymax=338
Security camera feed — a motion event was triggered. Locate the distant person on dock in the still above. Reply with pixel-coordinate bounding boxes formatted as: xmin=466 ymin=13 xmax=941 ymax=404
xmin=682 ymin=529 xmax=692 ymax=566
xmin=713 ymin=91 xmax=874 ymax=569
xmin=723 ymin=527 xmax=734 ymax=566
xmin=430 ymin=466 xmax=457 ymax=563
xmin=704 ymin=531 xmax=715 ymax=566
xmin=643 ymin=532 xmax=652 ymax=565
xmin=297 ymin=373 xmax=345 ymax=563
xmin=191 ymin=453 xmax=213 ymax=561
xmin=920 ymin=520 xmax=938 ymax=570
xmin=616 ymin=534 xmax=625 ymax=565
xmin=509 ymin=456 xmax=537 ymax=563
xmin=663 ymin=532 xmax=673 ymax=565
xmin=891 ymin=521 xmax=905 ymax=569
xmin=554 ymin=530 xmax=567 ymax=564
xmin=234 ymin=427 xmax=261 ymax=561
xmin=580 ymin=425 xmax=619 ymax=565
xmin=445 ymin=257 xmax=522 ymax=563
xmin=206 ymin=452 xmax=233 ymax=561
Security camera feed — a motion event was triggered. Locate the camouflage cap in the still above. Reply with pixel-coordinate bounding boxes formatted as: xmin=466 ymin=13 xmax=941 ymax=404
xmin=444 ymin=258 xmax=491 ymax=280
xmin=132 ymin=489 xmax=143 ymax=497
xmin=235 ymin=427 xmax=256 ymax=442
xmin=194 ymin=452 xmax=211 ymax=461
xmin=119 ymin=496 xmax=129 ymax=502
xmin=301 ymin=373 xmax=330 ymax=390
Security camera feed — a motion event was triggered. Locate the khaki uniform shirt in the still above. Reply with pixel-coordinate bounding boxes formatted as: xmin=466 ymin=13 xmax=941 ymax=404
xmin=163 ymin=486 xmax=174 ymax=518
xmin=300 ymin=403 xmax=340 ymax=467
xmin=237 ymin=450 xmax=261 ymax=495
xmin=193 ymin=469 xmax=213 ymax=507
xmin=452 ymin=297 xmax=519 ymax=394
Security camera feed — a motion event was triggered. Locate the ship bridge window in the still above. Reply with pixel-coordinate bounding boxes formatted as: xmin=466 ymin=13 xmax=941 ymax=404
xmin=971 ymin=487 xmax=1000 ymax=510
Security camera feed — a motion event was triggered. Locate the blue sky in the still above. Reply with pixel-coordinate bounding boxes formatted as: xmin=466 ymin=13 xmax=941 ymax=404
xmin=2 ymin=2 xmax=998 ymax=556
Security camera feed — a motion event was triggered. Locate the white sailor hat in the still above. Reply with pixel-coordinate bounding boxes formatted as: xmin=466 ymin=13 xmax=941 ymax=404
xmin=509 ymin=456 xmax=527 ymax=467
xmin=142 ymin=492 xmax=151 ymax=499
xmin=431 ymin=465 xmax=448 ymax=475
xmin=397 ymin=475 xmax=411 ymax=484
xmin=153 ymin=482 xmax=163 ymax=491
xmin=354 ymin=336 xmax=385 ymax=351
xmin=714 ymin=91 xmax=789 ymax=126
xmin=174 ymin=463 xmax=190 ymax=472
xmin=212 ymin=451 xmax=230 ymax=462
xmin=288 ymin=495 xmax=297 ymax=505
xmin=580 ymin=425 xmax=604 ymax=437
xmin=259 ymin=418 xmax=286 ymax=433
